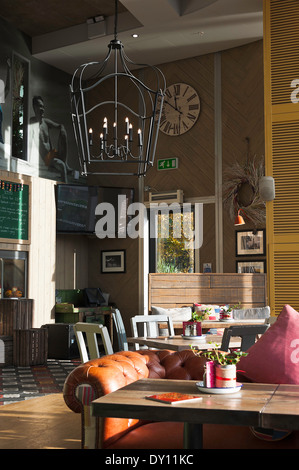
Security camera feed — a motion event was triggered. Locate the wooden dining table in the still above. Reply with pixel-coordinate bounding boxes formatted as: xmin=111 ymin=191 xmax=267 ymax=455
xmin=127 ymin=334 xmax=241 ymax=351
xmin=91 ymin=378 xmax=299 ymax=449
xmin=159 ymin=318 xmax=267 ymax=332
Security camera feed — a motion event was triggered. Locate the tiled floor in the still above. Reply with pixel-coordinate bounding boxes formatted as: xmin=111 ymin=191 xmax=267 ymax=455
xmin=0 ymin=359 xmax=80 ymax=405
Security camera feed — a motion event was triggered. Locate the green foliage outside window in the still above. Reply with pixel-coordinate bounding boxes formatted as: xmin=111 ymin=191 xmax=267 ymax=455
xmin=156 ymin=211 xmax=194 ymax=273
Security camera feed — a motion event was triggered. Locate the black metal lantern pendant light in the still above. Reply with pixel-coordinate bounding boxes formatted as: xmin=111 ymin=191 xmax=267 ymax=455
xmin=70 ymin=0 xmax=166 ymax=177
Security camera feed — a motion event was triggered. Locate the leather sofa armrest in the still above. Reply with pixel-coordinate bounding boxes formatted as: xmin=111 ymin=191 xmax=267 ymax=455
xmin=63 ymin=352 xmax=150 ymax=448
xmin=64 ymin=353 xmax=149 ymax=411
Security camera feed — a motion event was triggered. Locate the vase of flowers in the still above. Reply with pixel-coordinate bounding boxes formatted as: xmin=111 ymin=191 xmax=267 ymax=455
xmin=193 ymin=304 xmax=215 ymax=320
xmin=193 ymin=346 xmax=247 ymax=388
xmin=219 ymin=302 xmax=242 ymax=321
xmin=219 ymin=305 xmax=234 ymax=321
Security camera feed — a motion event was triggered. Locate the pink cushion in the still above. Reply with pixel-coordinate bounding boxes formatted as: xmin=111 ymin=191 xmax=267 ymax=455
xmin=238 ymin=305 xmax=299 ymax=384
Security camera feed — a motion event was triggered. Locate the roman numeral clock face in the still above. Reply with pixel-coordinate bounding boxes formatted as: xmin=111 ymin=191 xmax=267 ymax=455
xmin=157 ymin=83 xmax=200 ymax=136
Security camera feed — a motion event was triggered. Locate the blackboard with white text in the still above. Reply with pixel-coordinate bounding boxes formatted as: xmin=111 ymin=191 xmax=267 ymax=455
xmin=0 ymin=181 xmax=29 ymax=241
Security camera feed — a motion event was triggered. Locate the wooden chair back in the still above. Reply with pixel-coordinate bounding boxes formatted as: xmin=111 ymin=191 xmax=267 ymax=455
xmin=74 ymin=322 xmax=114 ymax=362
xmin=220 ymin=324 xmax=269 ymax=352
xmin=130 ymin=314 xmax=175 ymax=350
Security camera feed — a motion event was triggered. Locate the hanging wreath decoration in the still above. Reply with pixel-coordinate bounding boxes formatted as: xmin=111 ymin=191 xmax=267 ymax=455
xmin=222 ymin=156 xmax=266 ymax=226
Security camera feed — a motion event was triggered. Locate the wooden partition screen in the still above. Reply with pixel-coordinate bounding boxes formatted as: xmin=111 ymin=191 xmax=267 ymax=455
xmin=148 ymin=273 xmax=267 ymax=310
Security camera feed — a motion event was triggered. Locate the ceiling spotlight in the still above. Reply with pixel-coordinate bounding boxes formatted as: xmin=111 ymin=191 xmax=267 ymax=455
xmin=132 ymin=33 xmax=139 ymax=38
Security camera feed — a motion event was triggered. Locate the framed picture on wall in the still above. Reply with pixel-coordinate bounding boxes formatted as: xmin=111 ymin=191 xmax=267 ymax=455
xmin=101 ymin=250 xmax=126 ymax=273
xmin=236 ymin=260 xmax=266 ymax=274
xmin=236 ymin=229 xmax=265 ymax=256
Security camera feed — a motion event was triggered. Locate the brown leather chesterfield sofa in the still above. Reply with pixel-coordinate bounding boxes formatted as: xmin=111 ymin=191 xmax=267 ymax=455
xmin=63 ymin=349 xmax=299 ymax=449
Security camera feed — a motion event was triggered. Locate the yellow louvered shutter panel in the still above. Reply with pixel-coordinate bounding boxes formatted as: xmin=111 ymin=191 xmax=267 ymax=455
xmin=269 ymin=0 xmax=299 ymax=105
xmin=272 ymin=118 xmax=299 ymax=237
xmin=269 ymin=244 xmax=299 ymax=315
xmin=264 ymin=0 xmax=299 ymax=316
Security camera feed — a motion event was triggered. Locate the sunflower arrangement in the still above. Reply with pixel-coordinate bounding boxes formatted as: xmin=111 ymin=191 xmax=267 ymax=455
xmin=222 ymin=157 xmax=266 ymax=225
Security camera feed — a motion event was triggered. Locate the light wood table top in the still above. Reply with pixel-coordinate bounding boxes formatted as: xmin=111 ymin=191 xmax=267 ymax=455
xmin=201 ymin=319 xmax=266 ymax=328
xmin=260 ymin=384 xmax=299 ymax=430
xmin=92 ymin=379 xmax=299 ymax=448
xmin=127 ymin=334 xmax=240 ymax=351
xmin=160 ymin=319 xmax=267 ymax=330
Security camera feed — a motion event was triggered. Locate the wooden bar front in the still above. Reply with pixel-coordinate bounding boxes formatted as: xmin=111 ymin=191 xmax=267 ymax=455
xmin=0 ymin=299 xmax=33 ymax=335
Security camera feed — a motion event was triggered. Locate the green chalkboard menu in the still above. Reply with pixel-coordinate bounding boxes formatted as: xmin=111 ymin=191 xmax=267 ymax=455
xmin=0 ymin=180 xmax=29 ymax=241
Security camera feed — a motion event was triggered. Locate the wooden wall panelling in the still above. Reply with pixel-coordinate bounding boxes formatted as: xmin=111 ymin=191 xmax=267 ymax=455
xmin=87 ymin=235 xmax=139 ymax=335
xmin=144 ymin=54 xmax=215 ymax=199
xmin=28 ymin=176 xmax=56 ymax=327
xmin=264 ymin=0 xmax=299 ymax=315
xmin=149 ymin=273 xmax=267 ymax=310
xmin=55 ymin=235 xmax=65 ymax=288
xmin=222 ymin=42 xmax=265 ymax=157
xmin=55 ymin=234 xmax=89 ymax=289
xmin=221 ymin=40 xmax=265 ymax=273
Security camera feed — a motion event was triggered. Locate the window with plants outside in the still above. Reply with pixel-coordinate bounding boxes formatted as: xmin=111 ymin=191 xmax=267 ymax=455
xmin=150 ymin=206 xmax=195 ymax=273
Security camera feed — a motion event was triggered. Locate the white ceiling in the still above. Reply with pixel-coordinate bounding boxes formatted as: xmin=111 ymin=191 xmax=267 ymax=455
xmin=29 ymin=0 xmax=263 ymax=76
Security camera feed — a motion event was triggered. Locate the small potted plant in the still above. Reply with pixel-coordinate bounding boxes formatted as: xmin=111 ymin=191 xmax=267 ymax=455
xmin=192 ymin=345 xmax=247 ymax=388
xmin=219 ymin=302 xmax=241 ymax=321
xmin=194 ymin=304 xmax=215 ymax=320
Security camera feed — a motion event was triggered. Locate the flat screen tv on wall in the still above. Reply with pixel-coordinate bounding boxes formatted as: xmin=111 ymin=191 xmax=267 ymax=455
xmin=56 ymin=184 xmax=98 ymax=234
xmin=56 ymin=185 xmax=134 ymax=235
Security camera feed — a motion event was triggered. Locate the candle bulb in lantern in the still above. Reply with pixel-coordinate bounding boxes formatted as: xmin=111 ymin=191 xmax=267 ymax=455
xmin=129 ymin=123 xmax=133 ymax=142
xmin=103 ymin=117 xmax=108 ymax=140
xmin=89 ymin=128 xmax=93 ymax=146
xmin=125 ymin=134 xmax=129 ymax=150
xmin=113 ymin=122 xmax=117 ymax=139
xmin=138 ymin=128 xmax=143 ymax=147
xmin=100 ymin=133 xmax=104 ymax=150
xmin=125 ymin=117 xmax=129 ymax=135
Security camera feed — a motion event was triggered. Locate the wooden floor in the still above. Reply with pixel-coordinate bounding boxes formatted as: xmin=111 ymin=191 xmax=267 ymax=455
xmin=0 ymin=394 xmax=81 ymax=449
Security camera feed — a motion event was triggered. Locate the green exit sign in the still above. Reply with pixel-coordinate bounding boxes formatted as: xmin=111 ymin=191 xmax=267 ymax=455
xmin=157 ymin=158 xmax=178 ymax=170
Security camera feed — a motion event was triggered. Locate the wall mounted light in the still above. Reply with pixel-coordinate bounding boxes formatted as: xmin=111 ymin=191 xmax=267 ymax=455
xmin=234 ymin=209 xmax=245 ymax=226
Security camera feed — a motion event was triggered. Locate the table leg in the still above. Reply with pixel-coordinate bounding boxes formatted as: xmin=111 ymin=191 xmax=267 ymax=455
xmin=183 ymin=422 xmax=203 ymax=449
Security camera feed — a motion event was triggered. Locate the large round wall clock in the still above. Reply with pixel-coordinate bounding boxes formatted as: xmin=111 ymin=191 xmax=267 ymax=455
xmin=158 ymin=83 xmax=200 ymax=136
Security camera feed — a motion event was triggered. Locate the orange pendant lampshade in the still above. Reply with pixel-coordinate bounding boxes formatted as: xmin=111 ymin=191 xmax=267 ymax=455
xmin=234 ymin=209 xmax=245 ymax=226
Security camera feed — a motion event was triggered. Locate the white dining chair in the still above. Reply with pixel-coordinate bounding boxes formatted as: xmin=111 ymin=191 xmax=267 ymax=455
xmin=130 ymin=314 xmax=175 ymax=350
xmin=73 ymin=322 xmax=114 ymax=363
